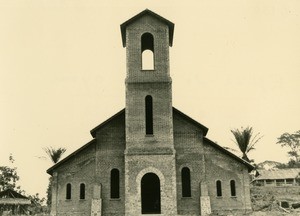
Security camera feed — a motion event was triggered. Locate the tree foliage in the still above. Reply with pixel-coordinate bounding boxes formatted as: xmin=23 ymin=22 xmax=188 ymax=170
xmin=0 ymin=154 xmax=20 ymax=191
xmin=277 ymin=130 xmax=300 ymax=162
xmin=231 ymin=126 xmax=263 ymax=163
xmin=0 ymin=155 xmax=49 ymax=213
xmin=275 ymin=160 xmax=300 ymax=169
xmin=28 ymin=193 xmax=48 ymax=213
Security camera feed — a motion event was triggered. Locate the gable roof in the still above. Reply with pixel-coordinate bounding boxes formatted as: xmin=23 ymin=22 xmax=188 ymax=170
xmin=254 ymin=168 xmax=300 ymax=180
xmin=120 ymin=9 xmax=175 ymax=47
xmin=203 ymin=137 xmax=255 ymax=172
xmin=0 ymin=189 xmax=31 ymax=205
xmin=47 ymin=107 xmax=254 ymax=174
xmin=173 ymin=107 xmax=208 ymax=136
xmin=0 ymin=189 xmax=28 ymax=199
xmin=46 ymin=139 xmax=96 ymax=175
xmin=90 ymin=109 xmax=125 ymax=138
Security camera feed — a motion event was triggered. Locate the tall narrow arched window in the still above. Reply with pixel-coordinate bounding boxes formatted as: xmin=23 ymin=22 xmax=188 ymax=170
xmin=66 ymin=183 xmax=71 ymax=200
xmin=181 ymin=167 xmax=191 ymax=197
xmin=145 ymin=95 xmax=153 ymax=135
xmin=216 ymin=180 xmax=222 ymax=197
xmin=110 ymin=169 xmax=120 ymax=199
xmin=230 ymin=180 xmax=236 ymax=197
xmin=80 ymin=183 xmax=85 ymax=199
xmin=141 ymin=33 xmax=154 ymax=70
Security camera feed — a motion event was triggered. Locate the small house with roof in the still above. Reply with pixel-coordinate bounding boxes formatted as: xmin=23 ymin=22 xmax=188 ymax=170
xmin=47 ymin=9 xmax=254 ymax=216
xmin=0 ymin=189 xmax=31 ymax=215
xmin=252 ymin=168 xmax=300 ymax=187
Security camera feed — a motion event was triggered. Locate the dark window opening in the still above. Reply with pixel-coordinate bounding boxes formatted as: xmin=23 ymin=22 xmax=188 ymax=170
xmin=110 ymin=169 xmax=120 ymax=199
xmin=141 ymin=33 xmax=154 ymax=52
xmin=145 ymin=95 xmax=153 ymax=135
xmin=141 ymin=33 xmax=154 ymax=70
xmin=230 ymin=180 xmax=236 ymax=197
xmin=141 ymin=173 xmax=161 ymax=214
xmin=66 ymin=183 xmax=71 ymax=200
xmin=216 ymin=180 xmax=222 ymax=197
xmin=80 ymin=183 xmax=85 ymax=199
xmin=181 ymin=167 xmax=191 ymax=197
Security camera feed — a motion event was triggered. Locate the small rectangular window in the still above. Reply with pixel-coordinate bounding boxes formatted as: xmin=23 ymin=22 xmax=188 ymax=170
xmin=145 ymin=96 xmax=153 ymax=135
xmin=216 ymin=180 xmax=222 ymax=197
xmin=111 ymin=169 xmax=120 ymax=198
xmin=230 ymin=180 xmax=236 ymax=197
xmin=80 ymin=183 xmax=85 ymax=199
xmin=66 ymin=183 xmax=71 ymax=200
xmin=181 ymin=167 xmax=191 ymax=197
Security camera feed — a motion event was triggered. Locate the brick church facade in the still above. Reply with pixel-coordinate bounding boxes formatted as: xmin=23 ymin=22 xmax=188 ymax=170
xmin=47 ymin=9 xmax=253 ymax=216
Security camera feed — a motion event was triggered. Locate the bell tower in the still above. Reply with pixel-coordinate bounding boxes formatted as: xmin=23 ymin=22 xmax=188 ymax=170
xmin=121 ymin=9 xmax=177 ymax=215
xmin=121 ymin=9 xmax=175 ymax=153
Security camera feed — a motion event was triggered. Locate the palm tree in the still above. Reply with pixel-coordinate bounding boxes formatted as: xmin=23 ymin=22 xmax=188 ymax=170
xmin=230 ymin=127 xmax=262 ymax=163
xmin=44 ymin=147 xmax=66 ymax=208
xmin=44 ymin=147 xmax=66 ymax=164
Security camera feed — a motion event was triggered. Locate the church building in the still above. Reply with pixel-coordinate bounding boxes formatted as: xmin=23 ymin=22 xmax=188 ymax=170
xmin=47 ymin=9 xmax=254 ymax=216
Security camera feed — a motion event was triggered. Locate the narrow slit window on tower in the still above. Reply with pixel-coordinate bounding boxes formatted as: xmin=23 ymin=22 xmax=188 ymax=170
xmin=230 ymin=180 xmax=236 ymax=197
xmin=80 ymin=183 xmax=85 ymax=200
xmin=216 ymin=180 xmax=222 ymax=197
xmin=110 ymin=169 xmax=120 ymax=199
xmin=141 ymin=33 xmax=154 ymax=70
xmin=145 ymin=95 xmax=153 ymax=135
xmin=181 ymin=167 xmax=191 ymax=197
xmin=66 ymin=183 xmax=71 ymax=200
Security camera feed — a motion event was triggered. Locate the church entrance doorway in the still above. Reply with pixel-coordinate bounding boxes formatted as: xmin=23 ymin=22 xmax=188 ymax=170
xmin=141 ymin=173 xmax=161 ymax=214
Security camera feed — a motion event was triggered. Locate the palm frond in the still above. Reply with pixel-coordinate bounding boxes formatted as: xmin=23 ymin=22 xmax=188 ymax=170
xmin=44 ymin=147 xmax=66 ymax=164
xmin=231 ymin=126 xmax=262 ymax=162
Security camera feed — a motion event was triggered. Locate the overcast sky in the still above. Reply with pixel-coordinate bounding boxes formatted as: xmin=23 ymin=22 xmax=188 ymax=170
xmin=1 ymin=0 xmax=299 ymax=199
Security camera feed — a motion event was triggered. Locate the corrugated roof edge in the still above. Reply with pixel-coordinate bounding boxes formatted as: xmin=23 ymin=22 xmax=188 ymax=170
xmin=252 ymin=168 xmax=300 ymax=181
xmin=0 ymin=189 xmax=29 ymax=199
xmin=203 ymin=137 xmax=255 ymax=172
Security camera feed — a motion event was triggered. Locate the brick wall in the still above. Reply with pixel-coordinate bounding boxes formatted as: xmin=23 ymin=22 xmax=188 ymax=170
xmin=54 ymin=142 xmax=96 ymax=216
xmin=96 ymin=112 xmax=125 ymax=215
xmin=174 ymin=110 xmax=204 ymax=215
xmin=204 ymin=143 xmax=252 ymax=214
xmin=173 ymin=111 xmax=252 ymax=215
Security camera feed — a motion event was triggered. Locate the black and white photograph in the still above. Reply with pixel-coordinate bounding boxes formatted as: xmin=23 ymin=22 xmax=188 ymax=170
xmin=1 ymin=1 xmax=300 ymax=215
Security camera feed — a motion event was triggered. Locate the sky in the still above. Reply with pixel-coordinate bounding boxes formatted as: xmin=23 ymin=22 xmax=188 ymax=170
xmin=0 ymin=0 xmax=300 ymax=200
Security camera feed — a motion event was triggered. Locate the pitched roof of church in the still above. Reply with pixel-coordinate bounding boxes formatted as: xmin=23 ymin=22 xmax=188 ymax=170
xmin=90 ymin=108 xmax=208 ymax=138
xmin=90 ymin=108 xmax=125 ymax=138
xmin=47 ymin=107 xmax=254 ymax=175
xmin=120 ymin=9 xmax=175 ymax=47
xmin=203 ymin=137 xmax=254 ymax=171
xmin=47 ymin=139 xmax=96 ymax=175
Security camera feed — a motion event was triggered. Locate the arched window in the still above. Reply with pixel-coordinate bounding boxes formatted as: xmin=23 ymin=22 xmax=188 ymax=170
xmin=145 ymin=95 xmax=153 ymax=135
xmin=230 ymin=180 xmax=236 ymax=197
xmin=216 ymin=180 xmax=222 ymax=197
xmin=80 ymin=183 xmax=85 ymax=199
xmin=110 ymin=169 xmax=120 ymax=199
xmin=181 ymin=167 xmax=191 ymax=197
xmin=66 ymin=183 xmax=71 ymax=200
xmin=141 ymin=33 xmax=154 ymax=70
